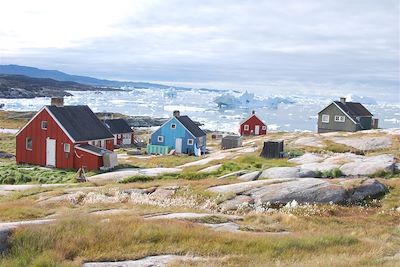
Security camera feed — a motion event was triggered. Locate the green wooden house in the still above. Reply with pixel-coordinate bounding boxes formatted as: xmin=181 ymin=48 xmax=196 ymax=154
xmin=317 ymin=97 xmax=378 ymax=133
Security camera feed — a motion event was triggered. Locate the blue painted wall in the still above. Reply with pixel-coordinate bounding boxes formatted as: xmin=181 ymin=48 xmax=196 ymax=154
xmin=150 ymin=117 xmax=206 ymax=156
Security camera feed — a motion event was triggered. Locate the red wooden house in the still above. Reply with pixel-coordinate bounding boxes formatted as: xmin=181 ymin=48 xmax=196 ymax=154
xmin=16 ymin=99 xmax=118 ymax=170
xmin=239 ymin=111 xmax=267 ymax=136
xmin=103 ymin=119 xmax=134 ymax=147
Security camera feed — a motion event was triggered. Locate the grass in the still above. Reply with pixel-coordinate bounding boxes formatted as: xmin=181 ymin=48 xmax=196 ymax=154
xmin=0 ymin=164 xmax=79 ymax=184
xmin=0 ymin=133 xmax=15 ymax=154
xmin=0 ymin=110 xmax=31 ymax=129
xmin=0 ymin=215 xmax=363 ymax=266
xmin=118 ymin=154 xmax=198 ymax=168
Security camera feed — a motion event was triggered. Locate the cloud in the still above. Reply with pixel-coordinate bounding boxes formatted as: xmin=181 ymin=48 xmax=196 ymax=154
xmin=0 ymin=0 xmax=398 ymax=99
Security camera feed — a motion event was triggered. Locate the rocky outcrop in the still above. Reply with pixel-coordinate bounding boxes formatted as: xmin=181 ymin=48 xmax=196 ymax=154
xmin=340 ymin=154 xmax=395 ymax=176
xmin=331 ymin=136 xmax=392 ymax=151
xmin=208 ymin=178 xmax=386 ymax=211
xmin=238 ymin=171 xmax=261 ymax=181
xmin=287 ymin=153 xmax=396 ymax=177
xmin=259 ymin=167 xmax=300 ymax=179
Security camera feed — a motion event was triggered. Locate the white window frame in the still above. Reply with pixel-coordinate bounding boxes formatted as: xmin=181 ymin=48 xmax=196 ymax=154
xmin=187 ymin=139 xmax=194 ymax=145
xmin=41 ymin=121 xmax=48 ymax=130
xmin=157 ymin=136 xmax=164 ymax=142
xmin=244 ymin=124 xmax=249 ymax=131
xmin=171 ymin=123 xmax=176 ymax=129
xmin=334 ymin=115 xmax=345 ymax=122
xmin=64 ymin=143 xmax=71 ymax=153
xmin=26 ymin=137 xmax=33 ymax=150
xmin=261 ymin=125 xmax=266 ymax=130
xmin=322 ymin=114 xmax=330 ymax=123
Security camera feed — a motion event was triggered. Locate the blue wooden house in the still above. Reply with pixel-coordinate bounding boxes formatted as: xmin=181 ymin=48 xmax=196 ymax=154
xmin=148 ymin=111 xmax=206 ymax=156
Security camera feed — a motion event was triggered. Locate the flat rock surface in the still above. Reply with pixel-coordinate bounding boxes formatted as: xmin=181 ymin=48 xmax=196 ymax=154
xmin=88 ymin=168 xmax=181 ymax=183
xmin=209 ymin=178 xmax=386 ymax=210
xmin=145 ymin=212 xmax=242 ymax=221
xmin=331 ymin=136 xmax=392 ymax=151
xmin=340 ymin=154 xmax=395 ymax=176
xmin=293 ymin=136 xmax=325 ymax=148
xmin=238 ymin=171 xmax=261 ymax=181
xmin=83 ymin=255 xmax=204 ymax=267
xmin=289 ymin=152 xmax=396 ymax=176
xmin=208 ymin=179 xmax=295 ymax=194
xmin=259 ymin=167 xmax=300 ymax=179
xmin=289 ymin=153 xmax=327 ymax=164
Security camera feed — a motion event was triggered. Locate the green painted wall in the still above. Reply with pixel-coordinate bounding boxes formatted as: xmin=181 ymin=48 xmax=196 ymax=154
xmin=318 ymin=103 xmax=357 ymax=133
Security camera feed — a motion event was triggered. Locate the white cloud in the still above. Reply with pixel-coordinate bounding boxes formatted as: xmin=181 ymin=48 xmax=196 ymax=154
xmin=0 ymin=0 xmax=398 ymax=99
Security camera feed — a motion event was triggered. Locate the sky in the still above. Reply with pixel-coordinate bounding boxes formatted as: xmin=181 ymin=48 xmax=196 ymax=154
xmin=0 ymin=0 xmax=399 ymax=101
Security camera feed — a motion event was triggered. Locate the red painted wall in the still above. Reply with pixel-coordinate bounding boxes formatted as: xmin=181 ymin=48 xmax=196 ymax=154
xmin=73 ymin=148 xmax=103 ymax=171
xmin=16 ymin=108 xmax=75 ymax=169
xmin=239 ymin=115 xmax=267 ymax=136
xmin=16 ymin=108 xmax=113 ymax=170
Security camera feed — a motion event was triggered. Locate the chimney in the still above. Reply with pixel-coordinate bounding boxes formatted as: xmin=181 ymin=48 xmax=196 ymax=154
xmin=173 ymin=110 xmax=180 ymax=117
xmin=51 ymin=97 xmax=64 ymax=107
xmin=340 ymin=97 xmax=346 ymax=104
xmin=252 ymin=110 xmax=255 ymax=115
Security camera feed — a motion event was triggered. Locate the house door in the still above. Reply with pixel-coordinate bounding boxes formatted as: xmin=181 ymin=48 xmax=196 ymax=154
xmin=255 ymin=125 xmax=260 ymax=135
xmin=46 ymin=138 xmax=56 ymax=167
xmin=175 ymin=138 xmax=182 ymax=153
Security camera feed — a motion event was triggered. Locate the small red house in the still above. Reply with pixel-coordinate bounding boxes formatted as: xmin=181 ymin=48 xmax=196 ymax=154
xmin=103 ymin=119 xmax=134 ymax=147
xmin=239 ymin=111 xmax=267 ymax=136
xmin=16 ymin=99 xmax=118 ymax=171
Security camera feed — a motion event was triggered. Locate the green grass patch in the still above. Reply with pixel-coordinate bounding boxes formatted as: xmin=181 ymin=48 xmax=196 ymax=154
xmin=0 ymin=164 xmax=79 ymax=184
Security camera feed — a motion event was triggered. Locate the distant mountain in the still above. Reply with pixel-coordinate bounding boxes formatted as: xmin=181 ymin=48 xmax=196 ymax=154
xmin=0 ymin=64 xmax=185 ymax=89
xmin=0 ymin=74 xmax=119 ymax=99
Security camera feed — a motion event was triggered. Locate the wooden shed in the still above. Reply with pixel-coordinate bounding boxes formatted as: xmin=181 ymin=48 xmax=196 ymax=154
xmin=260 ymin=140 xmax=284 ymax=158
xmin=221 ymin=135 xmax=242 ymax=149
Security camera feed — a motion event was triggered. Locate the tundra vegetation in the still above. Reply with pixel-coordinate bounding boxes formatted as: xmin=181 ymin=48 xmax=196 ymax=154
xmin=0 ymin=116 xmax=399 ymax=266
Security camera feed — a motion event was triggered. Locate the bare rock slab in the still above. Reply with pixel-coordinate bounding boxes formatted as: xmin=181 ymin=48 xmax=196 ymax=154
xmin=238 ymin=171 xmax=261 ymax=181
xmin=209 ymin=178 xmax=386 ymax=210
xmin=331 ymin=136 xmax=392 ymax=151
xmin=83 ymin=255 xmax=204 ymax=267
xmin=340 ymin=154 xmax=395 ymax=176
xmin=259 ymin=167 xmax=300 ymax=179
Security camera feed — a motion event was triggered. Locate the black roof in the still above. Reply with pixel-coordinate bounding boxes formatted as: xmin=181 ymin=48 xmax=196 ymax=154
xmin=176 ymin=115 xmax=206 ymax=137
xmin=334 ymin=101 xmax=373 ymax=120
xmin=104 ymin=119 xmax=133 ymax=134
xmin=76 ymin=144 xmax=109 ymax=155
xmin=47 ymin=105 xmax=114 ymax=142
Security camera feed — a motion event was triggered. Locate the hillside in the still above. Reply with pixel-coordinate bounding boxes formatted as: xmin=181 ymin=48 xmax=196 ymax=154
xmin=0 ymin=74 xmax=119 ymax=99
xmin=0 ymin=64 xmax=186 ymax=89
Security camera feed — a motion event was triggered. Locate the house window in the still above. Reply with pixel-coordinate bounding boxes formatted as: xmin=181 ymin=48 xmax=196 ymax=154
xmin=262 ymin=125 xmax=266 ymax=130
xmin=26 ymin=137 xmax=32 ymax=150
xmin=187 ymin=139 xmax=194 ymax=145
xmin=64 ymin=143 xmax=70 ymax=153
xmin=244 ymin=124 xmax=249 ymax=131
xmin=198 ymin=136 xmax=205 ymax=146
xmin=41 ymin=121 xmax=48 ymax=130
xmin=171 ymin=124 xmax=176 ymax=129
xmin=334 ymin=115 xmax=345 ymax=122
xmin=322 ymin=114 xmax=330 ymax=123
xmin=157 ymin=136 xmax=164 ymax=142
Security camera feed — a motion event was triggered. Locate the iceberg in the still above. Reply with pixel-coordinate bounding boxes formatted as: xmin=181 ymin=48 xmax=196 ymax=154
xmin=214 ymin=91 xmax=294 ymax=109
